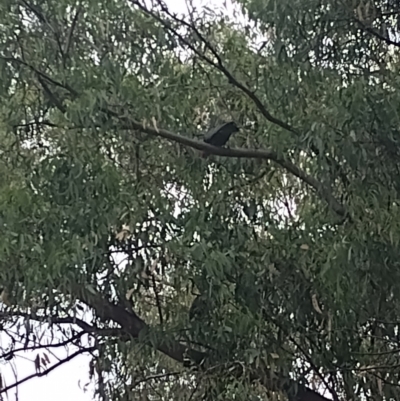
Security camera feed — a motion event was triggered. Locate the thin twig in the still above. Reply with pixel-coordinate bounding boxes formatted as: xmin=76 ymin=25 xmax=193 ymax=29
xmin=0 ymin=346 xmax=96 ymax=394
xmin=0 ymin=56 xmax=77 ymax=95
xmin=290 ymin=336 xmax=340 ymax=401
xmin=63 ymin=5 xmax=82 ymax=58
xmin=0 ymin=332 xmax=86 ymax=361
xmin=152 ymin=274 xmax=164 ymax=325
xmin=130 ymin=371 xmax=181 ymax=389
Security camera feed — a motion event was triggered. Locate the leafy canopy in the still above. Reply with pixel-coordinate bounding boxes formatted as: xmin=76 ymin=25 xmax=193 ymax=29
xmin=1 ymin=0 xmax=400 ymax=400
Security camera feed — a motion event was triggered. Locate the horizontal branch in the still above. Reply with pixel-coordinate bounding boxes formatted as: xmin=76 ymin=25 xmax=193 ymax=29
xmin=114 ymin=112 xmax=347 ymax=217
xmin=131 ymin=371 xmax=182 ymax=389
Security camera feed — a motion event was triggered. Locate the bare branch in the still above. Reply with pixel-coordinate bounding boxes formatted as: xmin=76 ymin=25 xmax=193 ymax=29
xmin=0 ymin=346 xmax=96 ymax=395
xmin=290 ymin=336 xmax=340 ymax=401
xmin=0 ymin=332 xmax=86 ymax=361
xmin=0 ymin=312 xmax=125 ymax=342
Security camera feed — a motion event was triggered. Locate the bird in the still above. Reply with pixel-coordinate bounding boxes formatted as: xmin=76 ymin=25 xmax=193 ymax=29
xmin=204 ymin=121 xmax=239 ymax=147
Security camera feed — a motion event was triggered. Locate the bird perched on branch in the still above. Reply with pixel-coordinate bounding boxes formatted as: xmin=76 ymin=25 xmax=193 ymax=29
xmin=202 ymin=121 xmax=239 ymax=157
xmin=204 ymin=121 xmax=239 ymax=146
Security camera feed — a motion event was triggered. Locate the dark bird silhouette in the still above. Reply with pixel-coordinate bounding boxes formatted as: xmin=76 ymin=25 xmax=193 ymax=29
xmin=204 ymin=121 xmax=239 ymax=147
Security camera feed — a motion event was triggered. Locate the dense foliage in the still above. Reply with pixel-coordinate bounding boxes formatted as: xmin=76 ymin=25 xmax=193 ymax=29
xmin=1 ymin=0 xmax=400 ymax=400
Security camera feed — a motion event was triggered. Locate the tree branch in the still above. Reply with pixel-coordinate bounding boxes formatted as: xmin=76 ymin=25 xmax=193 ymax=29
xmin=75 ymin=284 xmax=205 ymax=365
xmin=63 ymin=5 xmax=82 ymax=58
xmin=0 ymin=56 xmax=78 ymax=96
xmin=130 ymin=371 xmax=182 ymax=389
xmin=0 ymin=332 xmax=86 ymax=361
xmin=0 ymin=346 xmax=96 ymax=395
xmin=37 ymin=75 xmax=66 ymax=113
xmin=113 ymin=111 xmax=347 ymax=217
xmin=75 ymin=284 xmax=332 ymax=401
xmin=352 ymin=14 xmax=400 ymax=48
